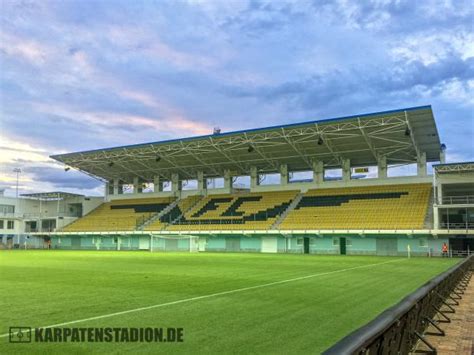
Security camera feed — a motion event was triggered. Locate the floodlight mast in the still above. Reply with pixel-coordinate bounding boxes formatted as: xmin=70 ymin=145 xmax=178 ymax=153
xmin=13 ymin=168 xmax=21 ymax=198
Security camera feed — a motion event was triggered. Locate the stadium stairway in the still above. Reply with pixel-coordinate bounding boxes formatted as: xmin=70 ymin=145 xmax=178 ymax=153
xmin=137 ymin=199 xmax=180 ymax=231
xmin=144 ymin=195 xmax=204 ymax=231
xmin=169 ymin=195 xmax=205 ymax=226
xmin=423 ymin=188 xmax=435 ymax=229
xmin=270 ymin=192 xmax=304 ymax=230
xmin=165 ymin=190 xmax=298 ymax=231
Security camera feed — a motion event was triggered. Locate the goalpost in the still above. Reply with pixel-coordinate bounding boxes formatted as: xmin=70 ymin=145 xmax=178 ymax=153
xmin=150 ymin=234 xmax=199 ymax=253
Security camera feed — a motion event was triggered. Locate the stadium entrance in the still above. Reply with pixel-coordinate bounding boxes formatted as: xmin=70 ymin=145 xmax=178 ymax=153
xmin=449 ymin=236 xmax=474 ymax=257
xmin=303 ymin=237 xmax=310 ymax=254
xmin=339 ymin=237 xmax=347 ymax=255
xmin=376 ymin=238 xmax=398 ymax=256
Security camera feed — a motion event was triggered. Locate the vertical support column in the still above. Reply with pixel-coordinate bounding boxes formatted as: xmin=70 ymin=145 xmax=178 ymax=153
xmin=440 ymin=144 xmax=446 ymax=164
xmin=312 ymin=161 xmax=324 ymax=185
xmin=153 ymin=176 xmax=163 ymax=192
xmin=377 ymin=155 xmax=387 ymax=179
xmin=342 ymin=159 xmax=351 ymax=182
xmin=417 ymin=152 xmax=427 ymax=177
xmin=250 ymin=166 xmax=258 ymax=189
xmin=106 ymin=181 xmax=114 ymax=196
xmin=133 ymin=177 xmax=142 ymax=194
xmin=171 ymin=173 xmax=180 ymax=193
xmin=197 ymin=171 xmax=205 ymax=192
xmin=280 ymin=164 xmax=288 ymax=186
xmin=438 ymin=184 xmax=443 ymax=205
xmin=223 ymin=169 xmax=232 ymax=193
xmin=433 ymin=206 xmax=439 ymax=230
xmin=113 ymin=178 xmax=123 ymax=194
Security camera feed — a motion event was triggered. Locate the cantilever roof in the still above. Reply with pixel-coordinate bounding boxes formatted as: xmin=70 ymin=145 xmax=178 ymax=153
xmin=21 ymin=192 xmax=84 ymax=200
xmin=433 ymin=161 xmax=474 ymax=173
xmin=51 ymin=105 xmax=442 ymax=183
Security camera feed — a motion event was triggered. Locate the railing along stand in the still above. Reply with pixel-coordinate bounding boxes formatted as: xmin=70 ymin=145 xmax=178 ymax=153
xmin=414 ymin=331 xmax=437 ymax=354
xmin=431 ymin=305 xmax=451 ymax=323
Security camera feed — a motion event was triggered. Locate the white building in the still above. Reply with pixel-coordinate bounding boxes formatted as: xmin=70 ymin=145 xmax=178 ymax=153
xmin=0 ymin=191 xmax=102 ymax=248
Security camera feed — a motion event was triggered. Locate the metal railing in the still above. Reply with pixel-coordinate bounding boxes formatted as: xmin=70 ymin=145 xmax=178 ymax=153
xmin=441 ymin=195 xmax=474 ymax=205
xmin=323 ymin=255 xmax=473 ymax=355
xmin=439 ymin=222 xmax=474 ymax=230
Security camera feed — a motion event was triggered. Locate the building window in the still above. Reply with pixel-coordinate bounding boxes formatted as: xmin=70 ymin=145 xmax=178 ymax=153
xmin=419 ymin=238 xmax=427 ymax=247
xmin=332 ymin=237 xmax=339 ymax=246
xmin=296 ymin=238 xmax=303 ymax=245
xmin=0 ymin=220 xmax=4 ymax=229
xmin=7 ymin=220 xmax=14 ymax=229
xmin=0 ymin=205 xmax=15 ymax=214
xmin=346 ymin=238 xmax=352 ymax=246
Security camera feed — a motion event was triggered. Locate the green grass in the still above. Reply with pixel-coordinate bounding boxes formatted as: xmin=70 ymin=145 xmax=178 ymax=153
xmin=0 ymin=251 xmax=459 ymax=354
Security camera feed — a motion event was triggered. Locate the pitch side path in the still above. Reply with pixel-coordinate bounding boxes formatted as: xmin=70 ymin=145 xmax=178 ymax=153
xmin=0 ymin=251 xmax=459 ymax=354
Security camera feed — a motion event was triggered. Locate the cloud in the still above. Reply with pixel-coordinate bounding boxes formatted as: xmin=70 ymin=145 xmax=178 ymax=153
xmin=0 ymin=0 xmax=473 ymax=196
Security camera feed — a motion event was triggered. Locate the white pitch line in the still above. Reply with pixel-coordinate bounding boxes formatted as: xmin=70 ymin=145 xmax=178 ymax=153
xmin=0 ymin=258 xmax=405 ymax=338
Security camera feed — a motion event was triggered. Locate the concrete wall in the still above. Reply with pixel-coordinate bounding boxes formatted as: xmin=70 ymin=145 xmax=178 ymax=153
xmin=34 ymin=234 xmax=450 ymax=257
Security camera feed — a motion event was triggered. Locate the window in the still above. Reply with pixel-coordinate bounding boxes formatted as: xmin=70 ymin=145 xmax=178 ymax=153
xmin=332 ymin=237 xmax=339 ymax=246
xmin=0 ymin=205 xmax=15 ymax=214
xmin=346 ymin=238 xmax=352 ymax=246
xmin=324 ymin=168 xmax=342 ymax=181
xmin=419 ymin=238 xmax=427 ymax=247
xmin=7 ymin=220 xmax=14 ymax=229
xmin=181 ymin=179 xmax=198 ymax=191
xmin=0 ymin=220 xmax=3 ymax=229
xmin=206 ymin=177 xmax=224 ymax=189
xmin=259 ymin=173 xmax=281 ymax=186
xmin=296 ymin=238 xmax=303 ymax=245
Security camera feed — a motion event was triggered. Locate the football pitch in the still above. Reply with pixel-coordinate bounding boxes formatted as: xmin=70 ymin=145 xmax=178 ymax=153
xmin=0 ymin=251 xmax=459 ymax=354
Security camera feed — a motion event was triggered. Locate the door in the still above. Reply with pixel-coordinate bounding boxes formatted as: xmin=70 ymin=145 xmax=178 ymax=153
xmin=303 ymin=237 xmax=310 ymax=254
xmin=139 ymin=236 xmax=150 ymax=250
xmin=376 ymin=238 xmax=398 ymax=256
xmin=225 ymin=238 xmax=241 ymax=252
xmin=71 ymin=237 xmax=81 ymax=249
xmin=261 ymin=237 xmax=278 ymax=253
xmin=449 ymin=236 xmax=474 ymax=256
xmin=339 ymin=237 xmax=346 ymax=255
xmin=198 ymin=237 xmax=207 ymax=252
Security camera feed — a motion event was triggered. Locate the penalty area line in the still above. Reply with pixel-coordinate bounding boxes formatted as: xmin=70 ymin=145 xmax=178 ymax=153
xmin=0 ymin=258 xmax=405 ymax=338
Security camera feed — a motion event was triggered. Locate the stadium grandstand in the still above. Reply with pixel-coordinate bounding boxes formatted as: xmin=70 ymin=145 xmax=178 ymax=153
xmin=20 ymin=105 xmax=473 ymax=255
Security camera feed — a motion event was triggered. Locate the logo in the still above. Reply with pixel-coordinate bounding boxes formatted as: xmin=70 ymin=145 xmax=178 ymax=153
xmin=9 ymin=327 xmax=32 ymax=343
xmin=7 ymin=327 xmax=184 ymax=343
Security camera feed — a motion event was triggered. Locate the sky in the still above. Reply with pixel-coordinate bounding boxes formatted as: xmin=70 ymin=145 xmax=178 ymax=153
xmin=0 ymin=0 xmax=473 ymax=197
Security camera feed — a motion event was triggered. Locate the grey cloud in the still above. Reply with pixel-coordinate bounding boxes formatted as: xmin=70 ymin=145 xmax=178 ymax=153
xmin=27 ymin=166 xmax=103 ymax=190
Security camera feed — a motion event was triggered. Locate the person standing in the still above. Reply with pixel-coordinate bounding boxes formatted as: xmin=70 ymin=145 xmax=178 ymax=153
xmin=442 ymin=242 xmax=448 ymax=257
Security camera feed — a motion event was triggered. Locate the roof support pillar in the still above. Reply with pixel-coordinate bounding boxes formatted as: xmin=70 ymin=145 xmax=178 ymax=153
xmin=433 ymin=205 xmax=439 ymax=229
xmin=197 ymin=171 xmax=206 ymax=192
xmin=106 ymin=181 xmax=113 ymax=197
xmin=417 ymin=152 xmax=427 ymax=177
xmin=133 ymin=177 xmax=142 ymax=193
xmin=153 ymin=176 xmax=163 ymax=192
xmin=440 ymin=146 xmax=446 ymax=164
xmin=223 ymin=169 xmax=232 ymax=193
xmin=342 ymin=159 xmax=351 ymax=182
xmin=377 ymin=155 xmax=387 ymax=179
xmin=113 ymin=178 xmax=123 ymax=195
xmin=440 ymin=151 xmax=446 ymax=164
xmin=171 ymin=173 xmax=180 ymax=193
xmin=312 ymin=161 xmax=324 ymax=185
xmin=280 ymin=164 xmax=288 ymax=185
xmin=250 ymin=166 xmax=259 ymax=188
